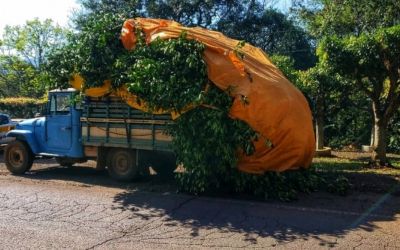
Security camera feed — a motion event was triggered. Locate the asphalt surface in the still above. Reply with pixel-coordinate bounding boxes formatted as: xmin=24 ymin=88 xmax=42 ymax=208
xmin=0 ymin=153 xmax=399 ymax=249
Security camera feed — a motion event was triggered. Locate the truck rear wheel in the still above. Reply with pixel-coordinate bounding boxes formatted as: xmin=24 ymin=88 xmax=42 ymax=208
xmin=107 ymin=148 xmax=138 ymax=181
xmin=4 ymin=140 xmax=34 ymax=174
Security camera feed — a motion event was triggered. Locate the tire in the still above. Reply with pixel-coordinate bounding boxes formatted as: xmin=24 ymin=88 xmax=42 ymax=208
xmin=4 ymin=140 xmax=34 ymax=174
xmin=107 ymin=148 xmax=138 ymax=181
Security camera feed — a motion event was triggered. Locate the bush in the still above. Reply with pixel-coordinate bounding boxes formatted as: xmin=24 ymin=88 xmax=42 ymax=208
xmin=176 ymin=167 xmax=350 ymax=201
xmin=0 ymin=97 xmax=47 ymax=118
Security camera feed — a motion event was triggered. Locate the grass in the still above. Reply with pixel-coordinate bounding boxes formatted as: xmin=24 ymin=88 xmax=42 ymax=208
xmin=312 ymin=151 xmax=400 ymax=195
xmin=312 ymin=151 xmax=400 ymax=176
xmin=313 ymin=157 xmax=400 ymax=176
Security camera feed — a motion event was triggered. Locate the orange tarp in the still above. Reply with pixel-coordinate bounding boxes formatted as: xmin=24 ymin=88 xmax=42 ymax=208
xmin=76 ymin=18 xmax=316 ymax=174
xmin=120 ymin=18 xmax=315 ymax=174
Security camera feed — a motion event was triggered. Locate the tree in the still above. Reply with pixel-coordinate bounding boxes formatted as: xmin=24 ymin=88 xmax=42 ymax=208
xmin=269 ymin=54 xmax=299 ymax=84
xmin=0 ymin=55 xmax=36 ymax=97
xmin=73 ymin=0 xmax=139 ymax=29
xmin=297 ymin=65 xmax=346 ymax=150
xmin=295 ymin=0 xmax=400 ymax=38
xmin=76 ymin=0 xmax=315 ymax=69
xmin=137 ymin=0 xmax=231 ymax=27
xmin=295 ymin=0 xmax=400 ymax=155
xmin=318 ymin=25 xmax=400 ymax=165
xmin=218 ymin=8 xmax=315 ymax=69
xmin=271 ymin=55 xmax=345 ymax=151
xmin=0 ymin=19 xmax=67 ymax=97
xmin=1 ymin=18 xmax=66 ymax=70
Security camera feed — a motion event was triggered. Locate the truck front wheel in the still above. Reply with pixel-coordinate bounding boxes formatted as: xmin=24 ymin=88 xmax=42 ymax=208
xmin=107 ymin=148 xmax=138 ymax=181
xmin=4 ymin=140 xmax=34 ymax=174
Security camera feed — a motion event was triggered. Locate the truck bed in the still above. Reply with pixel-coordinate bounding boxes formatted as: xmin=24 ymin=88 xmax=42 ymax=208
xmin=81 ymin=96 xmax=173 ymax=151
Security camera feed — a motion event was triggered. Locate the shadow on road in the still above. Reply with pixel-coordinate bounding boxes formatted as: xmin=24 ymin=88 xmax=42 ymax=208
xmin=111 ymin=183 xmax=399 ymax=247
xmin=1 ymin=151 xmax=399 ymax=247
xmin=0 ymin=151 xmax=177 ymax=191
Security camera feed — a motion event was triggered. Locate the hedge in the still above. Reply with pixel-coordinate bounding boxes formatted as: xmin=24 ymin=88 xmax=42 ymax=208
xmin=0 ymin=97 xmax=47 ymax=119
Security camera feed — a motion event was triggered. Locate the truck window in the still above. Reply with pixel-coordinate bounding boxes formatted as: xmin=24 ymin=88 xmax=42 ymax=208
xmin=57 ymin=95 xmax=70 ymax=113
xmin=49 ymin=94 xmax=70 ymax=115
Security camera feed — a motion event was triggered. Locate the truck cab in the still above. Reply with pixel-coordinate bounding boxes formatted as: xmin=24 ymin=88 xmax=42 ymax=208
xmin=6 ymin=89 xmax=83 ymax=156
xmin=4 ymin=89 xmax=176 ymax=180
xmin=4 ymin=89 xmax=85 ymax=173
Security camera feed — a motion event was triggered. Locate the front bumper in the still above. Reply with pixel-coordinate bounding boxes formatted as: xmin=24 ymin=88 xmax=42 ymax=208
xmin=0 ymin=123 xmax=16 ymax=145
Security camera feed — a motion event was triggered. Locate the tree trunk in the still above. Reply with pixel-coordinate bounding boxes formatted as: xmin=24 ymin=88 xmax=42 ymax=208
xmin=315 ymin=114 xmax=324 ymax=150
xmin=370 ymin=105 xmax=375 ymax=147
xmin=371 ymin=103 xmax=388 ymax=165
xmin=315 ymin=98 xmax=324 ymax=150
xmin=370 ymin=126 xmax=375 ymax=147
xmin=371 ymin=121 xmax=388 ymax=164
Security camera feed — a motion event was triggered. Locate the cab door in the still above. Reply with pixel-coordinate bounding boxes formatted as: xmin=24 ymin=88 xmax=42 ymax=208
xmin=46 ymin=93 xmax=72 ymax=151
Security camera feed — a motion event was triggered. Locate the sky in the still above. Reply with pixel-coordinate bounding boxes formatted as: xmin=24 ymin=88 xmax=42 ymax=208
xmin=0 ymin=0 xmax=79 ymax=35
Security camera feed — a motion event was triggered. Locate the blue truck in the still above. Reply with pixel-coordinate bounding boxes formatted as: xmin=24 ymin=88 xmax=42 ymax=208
xmin=3 ymin=88 xmax=176 ymax=180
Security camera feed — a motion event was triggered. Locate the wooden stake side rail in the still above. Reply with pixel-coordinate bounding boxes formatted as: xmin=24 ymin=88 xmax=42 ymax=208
xmin=81 ymin=97 xmax=173 ymax=151
xmin=80 ymin=117 xmax=171 ymax=125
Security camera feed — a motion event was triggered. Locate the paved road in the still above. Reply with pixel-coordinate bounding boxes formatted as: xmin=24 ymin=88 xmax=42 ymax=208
xmin=0 ymin=154 xmax=399 ymax=249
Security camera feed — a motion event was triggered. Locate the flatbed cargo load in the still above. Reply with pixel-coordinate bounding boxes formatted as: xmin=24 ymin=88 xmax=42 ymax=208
xmin=72 ymin=18 xmax=315 ymax=174
xmin=81 ymin=96 xmax=172 ymax=151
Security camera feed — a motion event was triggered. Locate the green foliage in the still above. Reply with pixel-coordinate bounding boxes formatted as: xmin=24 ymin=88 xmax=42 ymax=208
xmin=0 ymin=19 xmax=67 ymax=98
xmin=137 ymin=0 xmax=243 ymax=28
xmin=297 ymin=65 xmax=346 ymax=117
xmin=46 ymin=1 xmax=348 ymax=198
xmin=74 ymin=0 xmax=138 ymax=26
xmin=228 ymin=170 xmax=321 ymax=201
xmin=269 ymin=55 xmax=300 ymax=85
xmin=168 ymin=85 xmax=258 ymax=194
xmin=218 ymin=8 xmax=316 ymax=69
xmin=271 ymin=53 xmax=372 ymax=149
xmin=1 ymin=18 xmax=66 ymax=69
xmin=388 ymin=113 xmax=400 ymax=153
xmin=296 ymin=0 xmax=400 ymax=38
xmin=47 ymin=12 xmax=128 ymax=89
xmin=318 ymin=25 xmax=400 ymax=114
xmin=116 ymin=34 xmax=208 ymax=112
xmin=76 ymin=13 xmax=127 ymax=87
xmin=295 ymin=1 xmax=400 ymax=154
xmin=177 ymin=165 xmax=350 ymax=201
xmin=325 ymin=102 xmax=371 ymax=148
xmin=77 ymin=1 xmax=315 ymax=70
xmin=326 ymin=175 xmax=351 ymax=196
xmin=0 ymin=55 xmax=38 ymax=97
xmin=45 ymin=36 xmax=81 ymax=89
xmin=318 ymin=25 xmax=400 ymax=160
